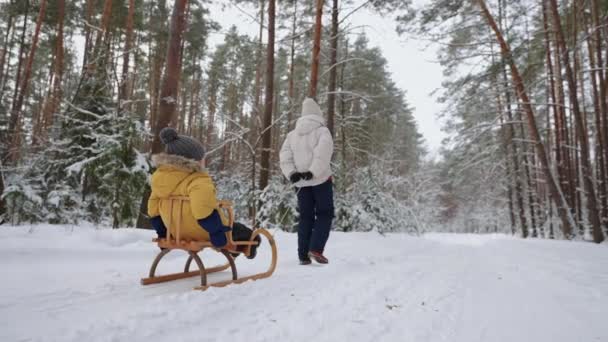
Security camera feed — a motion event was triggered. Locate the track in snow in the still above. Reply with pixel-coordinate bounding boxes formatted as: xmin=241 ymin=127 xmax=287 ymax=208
xmin=0 ymin=226 xmax=607 ymax=342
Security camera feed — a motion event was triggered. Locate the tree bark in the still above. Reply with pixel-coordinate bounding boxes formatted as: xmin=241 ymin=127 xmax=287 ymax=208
xmin=0 ymin=16 xmax=17 ymax=105
xmin=548 ymin=0 xmax=604 ymax=243
xmin=259 ymin=0 xmax=275 ymax=191
xmin=476 ymin=0 xmax=575 ymax=237
xmin=251 ymin=0 xmax=265 ymax=143
xmin=590 ymin=0 xmax=608 ymax=231
xmin=0 ymin=0 xmax=15 ymax=97
xmin=542 ymin=0 xmax=558 ymax=236
xmin=309 ymin=0 xmax=324 ymax=99
xmin=86 ymin=0 xmax=113 ymax=76
xmin=339 ymin=39 xmax=348 ymax=169
xmin=187 ymin=68 xmax=199 ymax=135
xmin=120 ymin=0 xmax=136 ymax=112
xmin=518 ymin=107 xmax=538 ymax=237
xmin=99 ymin=0 xmax=114 ymax=51
xmin=82 ymin=0 xmax=95 ymax=71
xmin=506 ymin=88 xmax=528 ymax=238
xmin=40 ymin=0 xmax=65 ymax=141
xmin=8 ymin=0 xmax=46 ymax=162
xmin=9 ymin=0 xmax=29 ymax=128
xmin=326 ymin=0 xmax=338 ymax=136
xmin=494 ymin=67 xmax=516 ymax=235
xmin=205 ymin=90 xmax=217 ymax=150
xmin=137 ymin=0 xmax=189 ymax=229
xmin=554 ymin=39 xmax=576 ymax=212
xmin=149 ymin=42 xmax=165 ymax=140
xmin=582 ymin=15 xmax=607 ymax=233
xmin=497 ymin=2 xmax=528 ymax=237
xmin=150 ymin=0 xmax=189 ymax=155
xmin=287 ymin=0 xmax=297 ymax=132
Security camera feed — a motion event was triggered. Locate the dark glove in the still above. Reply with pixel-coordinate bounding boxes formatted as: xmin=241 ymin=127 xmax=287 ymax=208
xmin=289 ymin=172 xmax=302 ymax=183
xmin=301 ymin=171 xmax=313 ymax=181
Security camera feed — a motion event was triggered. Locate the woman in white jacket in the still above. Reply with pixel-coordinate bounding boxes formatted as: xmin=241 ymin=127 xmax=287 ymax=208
xmin=280 ymin=98 xmax=334 ymax=265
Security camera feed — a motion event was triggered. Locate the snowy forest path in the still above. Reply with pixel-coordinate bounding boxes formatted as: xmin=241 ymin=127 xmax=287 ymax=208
xmin=0 ymin=228 xmax=607 ymax=342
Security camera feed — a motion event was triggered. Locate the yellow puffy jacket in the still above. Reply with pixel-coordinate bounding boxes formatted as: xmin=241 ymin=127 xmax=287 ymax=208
xmin=147 ymin=153 xmax=229 ymax=241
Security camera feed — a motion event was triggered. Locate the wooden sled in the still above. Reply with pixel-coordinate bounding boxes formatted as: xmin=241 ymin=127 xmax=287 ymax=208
xmin=141 ymin=197 xmax=277 ymax=290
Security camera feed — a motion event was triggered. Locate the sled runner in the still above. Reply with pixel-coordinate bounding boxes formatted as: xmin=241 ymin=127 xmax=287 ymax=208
xmin=141 ymin=197 xmax=277 ymax=290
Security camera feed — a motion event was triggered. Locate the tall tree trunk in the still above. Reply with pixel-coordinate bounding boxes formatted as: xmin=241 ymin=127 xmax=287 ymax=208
xmin=476 ymin=0 xmax=575 ymax=237
xmin=0 ymin=17 xmax=17 ymax=105
xmin=517 ymin=106 xmax=538 ymax=237
xmin=149 ymin=42 xmax=165 ymax=139
xmin=32 ymin=43 xmax=55 ymax=143
xmin=187 ymin=68 xmax=199 ymax=135
xmin=99 ymin=0 xmax=114 ymax=50
xmin=507 ymin=91 xmax=528 ymax=238
xmin=40 ymin=0 xmax=65 ymax=141
xmin=287 ymin=0 xmax=297 ymax=132
xmin=8 ymin=0 xmax=46 ymax=162
xmin=270 ymin=79 xmax=281 ymax=174
xmin=0 ymin=0 xmax=15 ymax=97
xmin=150 ymin=0 xmax=189 ymax=155
xmin=120 ymin=0 xmax=136 ymax=112
xmin=494 ymin=67 xmax=516 ymax=235
xmin=137 ymin=0 xmax=189 ymax=229
xmin=309 ymin=0 xmax=324 ymax=99
xmin=259 ymin=0 xmax=275 ymax=191
xmin=177 ymin=74 xmax=188 ymax=132
xmin=10 ymin=0 xmax=29 ymax=126
xmin=592 ymin=74 xmax=608 ymax=234
xmin=206 ymin=90 xmax=217 ymax=150
xmin=542 ymin=0 xmax=558 ymax=236
xmin=589 ymin=0 xmax=608 ymax=232
xmin=251 ymin=0 xmax=265 ymax=142
xmin=339 ymin=39 xmax=348 ymax=170
xmin=248 ymin=0 xmax=265 ymax=215
xmin=551 ymin=42 xmax=565 ymax=197
xmin=542 ymin=75 xmax=553 ymax=238
xmin=86 ymin=0 xmax=113 ymax=76
xmin=82 ymin=0 xmax=95 ymax=71
xmin=497 ymin=2 xmax=528 ymax=237
xmin=146 ymin=0 xmax=168 ymax=142
xmin=548 ymin=0 xmax=604 ymax=243
xmin=554 ymin=40 xmax=575 ymax=213
xmin=326 ymin=0 xmax=338 ymax=136
xmin=0 ymin=160 xmax=4 ymax=222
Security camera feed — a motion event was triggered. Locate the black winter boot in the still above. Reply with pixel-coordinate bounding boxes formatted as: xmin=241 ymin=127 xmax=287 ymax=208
xmin=299 ymin=257 xmax=312 ymax=265
xmin=246 ymin=235 xmax=262 ymax=259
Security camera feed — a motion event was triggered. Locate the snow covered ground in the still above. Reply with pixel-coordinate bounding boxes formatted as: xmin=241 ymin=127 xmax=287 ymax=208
xmin=1 ymin=225 xmax=607 ymax=342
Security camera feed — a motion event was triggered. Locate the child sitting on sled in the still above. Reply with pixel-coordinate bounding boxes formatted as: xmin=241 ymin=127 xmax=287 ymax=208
xmin=147 ymin=127 xmax=260 ymax=258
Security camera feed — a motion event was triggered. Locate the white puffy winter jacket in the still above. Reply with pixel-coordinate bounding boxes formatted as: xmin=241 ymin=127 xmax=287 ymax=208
xmin=280 ymin=98 xmax=334 ymax=188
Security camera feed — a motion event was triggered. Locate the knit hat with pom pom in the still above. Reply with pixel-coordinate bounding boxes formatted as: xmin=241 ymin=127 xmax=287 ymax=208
xmin=159 ymin=127 xmax=206 ymax=161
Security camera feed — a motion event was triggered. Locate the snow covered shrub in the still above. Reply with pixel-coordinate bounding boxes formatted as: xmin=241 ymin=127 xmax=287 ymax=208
xmin=213 ymin=173 xmax=297 ymax=231
xmin=210 ymin=163 xmax=441 ymax=234
xmin=332 ymin=166 xmax=441 ymax=234
xmin=214 ymin=170 xmax=253 ymax=221
xmin=3 ymin=73 xmax=149 ymax=227
xmin=256 ymin=177 xmax=298 ymax=231
xmin=3 ymin=170 xmax=46 ymax=224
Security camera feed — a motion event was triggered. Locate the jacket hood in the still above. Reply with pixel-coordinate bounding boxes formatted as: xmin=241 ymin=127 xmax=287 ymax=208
xmin=295 ymin=115 xmax=325 ymax=135
xmin=150 ymin=153 xmax=207 ymax=198
xmin=152 ymin=153 xmax=202 ymax=172
xmin=301 ymin=98 xmax=323 ymax=117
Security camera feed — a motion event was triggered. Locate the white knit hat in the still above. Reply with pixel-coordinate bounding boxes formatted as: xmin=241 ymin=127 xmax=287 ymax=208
xmin=301 ymin=98 xmax=323 ymax=117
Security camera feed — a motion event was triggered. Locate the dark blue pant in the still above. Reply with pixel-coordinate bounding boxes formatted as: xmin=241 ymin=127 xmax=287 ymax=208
xmin=297 ymin=179 xmax=334 ymax=260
